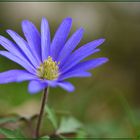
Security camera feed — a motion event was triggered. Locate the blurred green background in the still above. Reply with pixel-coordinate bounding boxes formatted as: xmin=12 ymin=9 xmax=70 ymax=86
xmin=0 ymin=2 xmax=140 ymax=138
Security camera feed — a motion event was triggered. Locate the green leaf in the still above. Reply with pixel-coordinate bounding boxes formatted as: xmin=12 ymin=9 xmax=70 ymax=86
xmin=76 ymin=130 xmax=87 ymax=139
xmin=0 ymin=128 xmax=15 ymax=139
xmin=0 ymin=128 xmax=25 ymax=140
xmin=45 ymin=105 xmax=58 ymax=129
xmin=56 ymin=117 xmax=83 ymax=134
xmin=39 ymin=135 xmax=50 ymax=140
xmin=59 ymin=135 xmax=69 ymax=140
xmin=0 ymin=117 xmax=20 ymax=124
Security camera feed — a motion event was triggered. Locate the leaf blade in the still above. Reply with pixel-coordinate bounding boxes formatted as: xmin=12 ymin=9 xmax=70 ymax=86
xmin=45 ymin=105 xmax=58 ymax=129
xmin=0 ymin=128 xmax=25 ymax=140
xmin=57 ymin=117 xmax=83 ymax=134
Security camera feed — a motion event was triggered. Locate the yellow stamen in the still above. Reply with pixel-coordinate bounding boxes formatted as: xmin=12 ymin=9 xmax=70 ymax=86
xmin=37 ymin=56 xmax=59 ymax=80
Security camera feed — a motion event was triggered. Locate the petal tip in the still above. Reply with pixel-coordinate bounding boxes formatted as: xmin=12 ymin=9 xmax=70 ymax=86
xmin=22 ymin=20 xmax=29 ymax=24
xmin=69 ymin=88 xmax=75 ymax=93
xmin=78 ymin=27 xmax=85 ymax=33
xmin=28 ymin=85 xmax=39 ymax=94
xmin=102 ymin=57 xmax=109 ymax=63
xmin=6 ymin=29 xmax=15 ymax=36
xmin=42 ymin=17 xmax=47 ymax=21
xmin=63 ymin=17 xmax=72 ymax=24
xmin=6 ymin=29 xmax=11 ymax=33
xmin=41 ymin=17 xmax=49 ymax=26
xmin=58 ymin=81 xmax=75 ymax=93
xmin=28 ymin=80 xmax=46 ymax=94
xmin=21 ymin=20 xmax=31 ymax=27
xmin=98 ymin=57 xmax=109 ymax=66
xmin=67 ymin=85 xmax=75 ymax=93
xmin=99 ymin=38 xmax=106 ymax=43
xmin=42 ymin=17 xmax=47 ymax=22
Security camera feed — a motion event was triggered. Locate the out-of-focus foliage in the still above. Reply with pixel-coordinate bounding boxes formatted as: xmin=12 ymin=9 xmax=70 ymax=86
xmin=0 ymin=2 xmax=140 ymax=138
xmin=0 ymin=106 xmax=85 ymax=139
xmin=0 ymin=127 xmax=25 ymax=139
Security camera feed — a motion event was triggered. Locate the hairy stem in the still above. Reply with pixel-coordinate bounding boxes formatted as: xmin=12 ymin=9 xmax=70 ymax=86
xmin=35 ymin=87 xmax=49 ymax=138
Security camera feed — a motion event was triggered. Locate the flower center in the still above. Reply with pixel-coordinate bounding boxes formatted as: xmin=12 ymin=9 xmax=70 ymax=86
xmin=37 ymin=56 xmax=59 ymax=80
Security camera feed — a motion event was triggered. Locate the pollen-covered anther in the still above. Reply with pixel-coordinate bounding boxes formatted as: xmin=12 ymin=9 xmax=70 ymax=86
xmin=37 ymin=56 xmax=59 ymax=80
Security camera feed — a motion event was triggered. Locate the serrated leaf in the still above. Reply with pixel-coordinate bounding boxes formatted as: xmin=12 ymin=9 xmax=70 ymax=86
xmin=45 ymin=105 xmax=58 ymax=129
xmin=57 ymin=117 xmax=83 ymax=134
xmin=0 ymin=128 xmax=25 ymax=140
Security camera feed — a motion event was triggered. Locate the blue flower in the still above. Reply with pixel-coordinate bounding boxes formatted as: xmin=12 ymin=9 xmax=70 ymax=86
xmin=0 ymin=17 xmax=108 ymax=94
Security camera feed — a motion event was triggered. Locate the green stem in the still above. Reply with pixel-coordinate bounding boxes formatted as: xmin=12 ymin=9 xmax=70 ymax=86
xmin=35 ymin=87 xmax=49 ymax=138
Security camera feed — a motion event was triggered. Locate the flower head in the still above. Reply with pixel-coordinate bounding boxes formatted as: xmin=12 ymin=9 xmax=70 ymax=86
xmin=0 ymin=17 xmax=108 ymax=94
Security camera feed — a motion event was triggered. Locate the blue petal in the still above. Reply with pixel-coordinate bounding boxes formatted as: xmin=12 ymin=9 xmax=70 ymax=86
xmin=6 ymin=29 xmax=40 ymax=68
xmin=0 ymin=51 xmax=36 ymax=74
xmin=50 ymin=17 xmax=72 ymax=60
xmin=59 ymin=71 xmax=91 ymax=81
xmin=28 ymin=80 xmax=47 ymax=94
xmin=41 ymin=17 xmax=51 ymax=61
xmin=45 ymin=80 xmax=57 ymax=87
xmin=22 ymin=20 xmax=41 ymax=63
xmin=61 ymin=49 xmax=100 ymax=73
xmin=57 ymin=28 xmax=84 ymax=64
xmin=0 ymin=70 xmax=35 ymax=84
xmin=60 ymin=38 xmax=105 ymax=72
xmin=0 ymin=35 xmax=35 ymax=68
xmin=57 ymin=81 xmax=75 ymax=92
xmin=69 ymin=57 xmax=109 ymax=72
xmin=17 ymin=73 xmax=37 ymax=82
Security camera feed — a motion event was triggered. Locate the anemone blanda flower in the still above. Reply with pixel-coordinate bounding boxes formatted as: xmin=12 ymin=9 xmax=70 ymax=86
xmin=0 ymin=17 xmax=108 ymax=94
